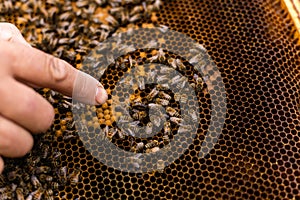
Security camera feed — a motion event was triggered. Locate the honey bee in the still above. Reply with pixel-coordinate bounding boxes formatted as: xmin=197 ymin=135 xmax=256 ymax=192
xmin=153 ymin=0 xmax=162 ymax=10
xmin=145 ymin=140 xmax=159 ymax=149
xmin=137 ymin=76 xmax=145 ymax=90
xmin=150 ymin=115 xmax=163 ymax=127
xmin=189 ymin=109 xmax=198 ymax=122
xmin=16 ymin=188 xmax=24 ymax=200
xmin=106 ymin=15 xmax=119 ymax=27
xmin=65 ymin=119 xmax=75 ymax=129
xmin=132 ymin=110 xmax=147 ymax=120
xmin=52 ymin=160 xmax=60 ymax=168
xmin=156 ymin=159 xmax=165 ymax=173
xmin=116 ymin=128 xmax=124 ymax=139
xmin=129 ymin=13 xmax=142 ymax=23
xmin=30 ymin=175 xmax=41 ymax=189
xmin=170 ymin=117 xmax=183 ymax=125
xmin=135 ymin=142 xmax=145 ymax=152
xmin=32 ymin=188 xmax=44 ymax=200
xmin=163 ymin=121 xmax=171 ymax=135
xmin=178 ymin=124 xmax=193 ymax=134
xmin=166 ymin=107 xmax=180 ymax=117
xmin=0 ymin=174 xmax=5 ymax=186
xmin=189 ymin=54 xmax=204 ymax=65
xmin=146 ymin=122 xmax=153 ymax=135
xmin=180 ymin=93 xmax=188 ymax=104
xmin=8 ymin=170 xmax=19 ymax=181
xmin=0 ymin=192 xmax=12 ymax=200
xmin=120 ymin=75 xmax=134 ymax=86
xmin=41 ymin=144 xmax=50 ymax=159
xmin=95 ymin=0 xmax=106 ymax=5
xmin=105 ymin=127 xmax=118 ymax=141
xmin=120 ymin=10 xmax=130 ymax=23
xmin=163 ymin=135 xmax=170 ymax=145
xmin=192 ymin=74 xmax=204 ymax=92
xmin=63 ymin=134 xmax=77 ymax=141
xmin=155 ymin=98 xmax=169 ymax=106
xmin=0 ymin=186 xmax=8 ymax=193
xmin=130 ymin=5 xmax=144 ymax=15
xmin=145 ymin=146 xmax=160 ymax=153
xmin=50 ymin=182 xmax=59 ymax=190
xmin=144 ymin=40 xmax=158 ymax=49
xmin=147 ymin=69 xmax=157 ymax=83
xmin=34 ymin=166 xmax=51 ymax=174
xmin=157 ymin=74 xmax=169 ymax=84
xmin=44 ymin=189 xmax=53 ymax=200
xmin=27 ymin=156 xmax=40 ymax=166
xmin=58 ymin=38 xmax=69 ymax=45
xmin=59 ymin=12 xmax=73 ymax=21
xmin=158 ymin=91 xmax=171 ymax=101
xmin=22 ymin=173 xmax=30 ymax=183
xmin=128 ymin=55 xmax=137 ymax=67
xmin=118 ymin=115 xmax=133 ymax=123
xmin=125 ymin=121 xmax=141 ymax=137
xmin=156 ymin=84 xmax=169 ymax=91
xmin=131 ymin=98 xmax=147 ymax=110
xmin=58 ymin=166 xmax=67 ymax=184
xmin=69 ymin=169 xmax=80 ymax=186
xmin=85 ymin=3 xmax=96 ymax=14
xmin=147 ymin=87 xmax=159 ymax=101
xmin=160 ymin=66 xmax=174 ymax=74
xmin=25 ymin=193 xmax=33 ymax=200
xmin=171 ymin=75 xmax=188 ymax=89
xmin=119 ymin=44 xmax=136 ymax=54
xmin=158 ymin=25 xmax=169 ymax=33
xmin=100 ymin=24 xmax=114 ymax=32
xmin=128 ymin=154 xmax=142 ymax=169
xmin=168 ymin=58 xmax=177 ymax=69
xmin=3 ymin=0 xmax=12 ymax=10
xmin=39 ymin=174 xmax=53 ymax=183
xmin=100 ymin=30 xmax=109 ymax=42
xmin=76 ymin=0 xmax=89 ymax=7
xmin=52 ymin=150 xmax=62 ymax=159
xmin=175 ymin=59 xmax=186 ymax=71
xmin=110 ymin=6 xmax=124 ymax=15
xmin=149 ymin=48 xmax=165 ymax=62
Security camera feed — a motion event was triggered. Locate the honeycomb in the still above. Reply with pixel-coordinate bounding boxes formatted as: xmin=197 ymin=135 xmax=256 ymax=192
xmin=0 ymin=0 xmax=300 ymax=199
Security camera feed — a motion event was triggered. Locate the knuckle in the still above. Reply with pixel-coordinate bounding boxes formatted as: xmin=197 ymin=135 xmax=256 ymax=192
xmin=46 ymin=55 xmax=69 ymax=82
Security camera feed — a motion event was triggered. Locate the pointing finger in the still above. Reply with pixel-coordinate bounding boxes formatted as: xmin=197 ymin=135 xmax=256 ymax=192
xmin=0 ymin=40 xmax=108 ymax=105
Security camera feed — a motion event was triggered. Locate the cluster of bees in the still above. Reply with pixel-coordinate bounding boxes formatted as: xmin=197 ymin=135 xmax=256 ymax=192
xmin=91 ymin=45 xmax=205 ymax=156
xmin=0 ymin=90 xmax=82 ymax=200
xmin=0 ymin=0 xmax=162 ymax=65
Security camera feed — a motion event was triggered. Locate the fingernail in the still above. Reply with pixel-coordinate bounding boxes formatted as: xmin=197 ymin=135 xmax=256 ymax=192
xmin=95 ymin=83 xmax=108 ymax=105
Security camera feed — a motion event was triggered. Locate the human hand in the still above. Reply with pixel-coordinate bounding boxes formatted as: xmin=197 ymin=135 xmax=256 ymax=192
xmin=0 ymin=23 xmax=108 ymax=173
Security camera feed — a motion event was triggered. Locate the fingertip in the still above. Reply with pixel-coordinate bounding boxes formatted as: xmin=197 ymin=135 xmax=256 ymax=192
xmin=95 ymin=83 xmax=108 ymax=105
xmin=73 ymin=70 xmax=107 ymax=105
